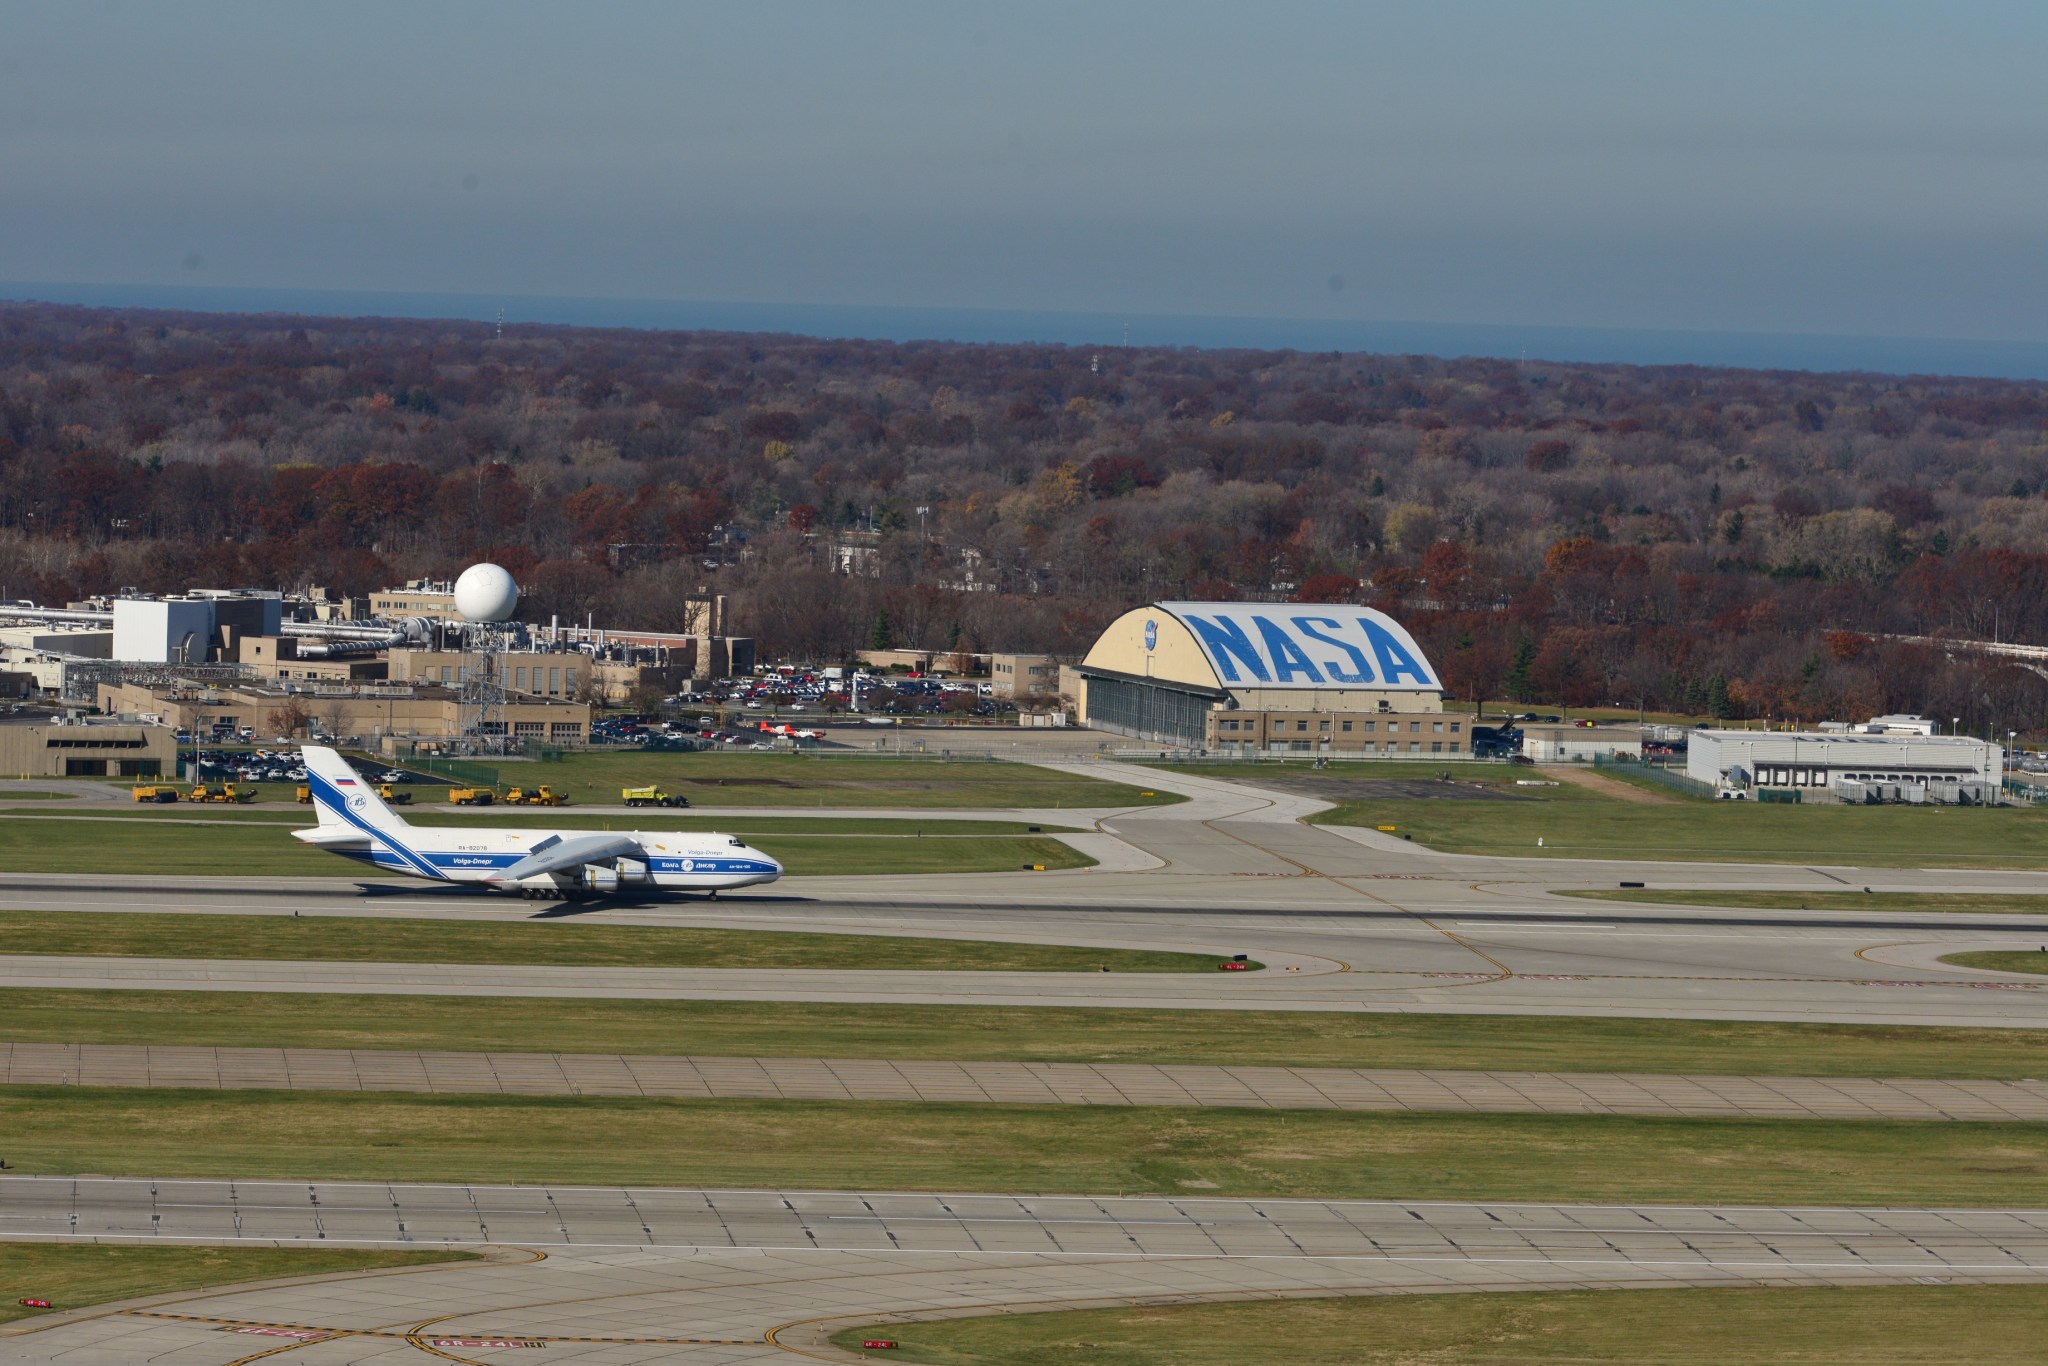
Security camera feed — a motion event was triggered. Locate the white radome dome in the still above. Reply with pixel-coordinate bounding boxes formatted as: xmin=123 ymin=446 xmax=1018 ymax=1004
xmin=453 ymin=563 xmax=520 ymax=623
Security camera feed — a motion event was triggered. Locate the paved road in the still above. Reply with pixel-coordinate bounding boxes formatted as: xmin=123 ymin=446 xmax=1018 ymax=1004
xmin=8 ymin=1041 xmax=2047 ymax=1120
xmin=7 ymin=1179 xmax=2048 ymax=1363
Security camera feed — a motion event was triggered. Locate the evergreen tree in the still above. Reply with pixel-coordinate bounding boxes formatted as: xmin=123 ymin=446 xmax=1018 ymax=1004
xmin=1505 ymin=639 xmax=1537 ymax=702
xmin=869 ymin=609 xmax=894 ymax=651
xmin=1706 ymin=674 xmax=1732 ymax=720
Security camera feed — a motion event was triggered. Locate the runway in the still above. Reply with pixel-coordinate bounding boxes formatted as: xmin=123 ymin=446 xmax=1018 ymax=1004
xmin=7 ymin=1178 xmax=2048 ymax=1364
xmin=7 ymin=760 xmax=2048 ymax=1356
xmin=8 ymin=1041 xmax=2048 ymax=1120
xmin=2 ymin=870 xmax=2046 ymax=1026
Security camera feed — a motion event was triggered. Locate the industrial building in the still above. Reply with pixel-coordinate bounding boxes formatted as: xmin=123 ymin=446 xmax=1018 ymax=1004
xmin=0 ymin=624 xmax=113 ymax=658
xmin=96 ymin=681 xmax=591 ymax=746
xmin=990 ymin=653 xmax=1058 ymax=699
xmin=1687 ymin=729 xmax=2004 ymax=803
xmin=0 ymin=716 xmax=175 ymax=777
xmin=1073 ymin=601 xmax=1466 ymax=754
xmin=371 ymin=581 xmax=730 ymax=636
xmin=238 ymin=636 xmax=389 ymax=684
xmin=0 ymin=576 xmax=755 ymax=726
xmin=110 ymin=591 xmax=284 ymax=663
xmin=391 ymin=647 xmax=684 ymax=703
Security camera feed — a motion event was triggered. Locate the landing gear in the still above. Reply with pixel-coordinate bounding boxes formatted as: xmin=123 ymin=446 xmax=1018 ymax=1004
xmin=518 ymin=886 xmax=568 ymax=901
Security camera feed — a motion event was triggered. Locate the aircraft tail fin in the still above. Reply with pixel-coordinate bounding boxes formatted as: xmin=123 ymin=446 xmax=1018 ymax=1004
xmin=300 ymin=745 xmax=409 ymax=832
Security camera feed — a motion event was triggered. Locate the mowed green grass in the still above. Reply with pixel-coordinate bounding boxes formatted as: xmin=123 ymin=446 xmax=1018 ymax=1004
xmin=6 ymin=1089 xmax=2047 ymax=1206
xmin=88 ymin=752 xmax=1180 ymax=809
xmin=1155 ymin=760 xmax=1517 ymax=784
xmin=1943 ymin=951 xmax=2048 ymax=976
xmin=1566 ymin=888 xmax=2048 ymax=914
xmin=0 ymin=813 xmax=1091 ymax=876
xmin=0 ymin=912 xmax=1226 ymax=974
xmin=10 ymin=808 xmax=1080 ymax=835
xmin=1306 ymin=776 xmax=2048 ymax=867
xmin=6 ymin=991 xmax=2048 ymax=1080
xmin=834 ymin=1284 xmax=2048 ymax=1366
xmin=0 ymin=1244 xmax=471 ymax=1327
xmin=459 ymin=751 xmax=1182 ymax=809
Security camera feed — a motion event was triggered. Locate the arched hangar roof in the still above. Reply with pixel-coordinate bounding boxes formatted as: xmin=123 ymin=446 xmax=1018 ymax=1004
xmin=1082 ymin=602 xmax=1441 ymax=693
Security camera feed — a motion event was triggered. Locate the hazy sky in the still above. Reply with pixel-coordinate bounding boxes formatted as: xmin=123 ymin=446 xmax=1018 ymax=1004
xmin=6 ymin=1 xmax=2047 ymax=341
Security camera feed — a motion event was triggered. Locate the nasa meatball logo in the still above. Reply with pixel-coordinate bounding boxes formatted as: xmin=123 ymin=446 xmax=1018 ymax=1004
xmin=1144 ymin=619 xmax=1157 ymax=651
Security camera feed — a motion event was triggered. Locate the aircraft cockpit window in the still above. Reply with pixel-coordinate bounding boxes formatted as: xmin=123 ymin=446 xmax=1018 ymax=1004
xmin=728 ymin=837 xmax=746 ymax=847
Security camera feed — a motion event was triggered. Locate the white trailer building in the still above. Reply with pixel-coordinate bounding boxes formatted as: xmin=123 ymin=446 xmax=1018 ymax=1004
xmin=1686 ymin=730 xmax=2003 ymax=803
xmin=1522 ymin=724 xmax=1643 ymax=764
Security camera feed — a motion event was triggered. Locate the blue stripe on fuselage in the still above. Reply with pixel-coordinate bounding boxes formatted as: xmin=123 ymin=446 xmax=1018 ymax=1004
xmin=306 ymin=769 xmax=444 ymax=880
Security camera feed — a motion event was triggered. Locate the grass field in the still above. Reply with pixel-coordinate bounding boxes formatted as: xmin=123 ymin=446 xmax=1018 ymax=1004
xmin=1153 ymin=759 xmax=1514 ymax=785
xmin=1153 ymin=757 xmax=2048 ymax=868
xmin=0 ymin=809 xmax=1081 ymax=835
xmin=5 ymin=991 xmax=2047 ymax=1079
xmin=0 ymin=1244 xmax=470 ymax=1327
xmin=69 ymin=752 xmax=1178 ymax=808
xmin=833 ymin=1284 xmax=2048 ymax=1365
xmin=1302 ymin=775 xmax=2048 ymax=867
xmin=0 ymin=813 xmax=1092 ymax=877
xmin=0 ymin=912 xmax=1227 ymax=973
xmin=1566 ymin=888 xmax=2048 ymax=914
xmin=431 ymin=751 xmax=1180 ymax=810
xmin=1942 ymin=951 xmax=2048 ymax=976
xmin=6 ymin=1090 xmax=2047 ymax=1206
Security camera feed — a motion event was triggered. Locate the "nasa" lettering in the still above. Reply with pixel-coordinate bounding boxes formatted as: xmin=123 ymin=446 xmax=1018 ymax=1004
xmin=1173 ymin=607 xmax=1437 ymax=689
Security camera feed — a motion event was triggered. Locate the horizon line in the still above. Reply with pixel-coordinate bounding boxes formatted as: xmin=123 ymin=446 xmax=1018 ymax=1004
xmin=6 ymin=279 xmax=2048 ymax=383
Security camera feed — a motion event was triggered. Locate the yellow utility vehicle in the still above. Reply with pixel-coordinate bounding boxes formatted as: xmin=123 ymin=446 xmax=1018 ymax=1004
xmin=503 ymin=785 xmax=566 ymax=807
xmin=447 ymin=787 xmax=495 ymax=806
xmin=299 ymin=782 xmax=410 ymax=804
xmin=130 ymin=785 xmax=180 ymax=803
xmin=621 ymin=785 xmax=690 ymax=808
xmin=188 ymin=783 xmax=257 ymax=803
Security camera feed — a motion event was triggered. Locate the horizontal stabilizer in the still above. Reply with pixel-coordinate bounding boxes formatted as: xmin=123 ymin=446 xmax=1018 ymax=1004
xmin=489 ymin=832 xmax=643 ymax=883
xmin=291 ymin=825 xmax=376 ymax=850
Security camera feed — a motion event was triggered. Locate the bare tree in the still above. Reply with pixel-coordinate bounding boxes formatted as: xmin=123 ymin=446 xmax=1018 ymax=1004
xmin=266 ymin=699 xmax=311 ymax=739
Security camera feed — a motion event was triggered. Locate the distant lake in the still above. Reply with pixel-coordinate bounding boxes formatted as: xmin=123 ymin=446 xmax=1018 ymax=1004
xmin=7 ymin=279 xmax=2048 ymax=382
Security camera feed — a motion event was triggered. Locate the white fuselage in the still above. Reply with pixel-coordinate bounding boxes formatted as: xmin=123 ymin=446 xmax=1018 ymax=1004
xmin=294 ymin=821 xmax=782 ymax=892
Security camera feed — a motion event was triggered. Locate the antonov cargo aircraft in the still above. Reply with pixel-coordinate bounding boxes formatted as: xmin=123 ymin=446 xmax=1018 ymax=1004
xmin=293 ymin=746 xmax=782 ymax=898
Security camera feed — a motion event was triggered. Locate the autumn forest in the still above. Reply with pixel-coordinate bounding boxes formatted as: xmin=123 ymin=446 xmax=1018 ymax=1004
xmin=4 ymin=302 xmax=2048 ymax=734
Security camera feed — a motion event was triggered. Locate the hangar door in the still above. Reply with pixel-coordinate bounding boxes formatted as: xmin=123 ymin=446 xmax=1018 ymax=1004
xmin=1080 ymin=669 xmax=1217 ymax=747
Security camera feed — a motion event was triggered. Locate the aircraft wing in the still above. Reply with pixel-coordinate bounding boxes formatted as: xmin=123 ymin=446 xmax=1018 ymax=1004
xmin=488 ymin=832 xmax=644 ymax=883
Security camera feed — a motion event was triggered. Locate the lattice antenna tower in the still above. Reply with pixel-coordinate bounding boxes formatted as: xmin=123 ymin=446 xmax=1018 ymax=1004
xmin=452 ymin=564 xmax=520 ymax=752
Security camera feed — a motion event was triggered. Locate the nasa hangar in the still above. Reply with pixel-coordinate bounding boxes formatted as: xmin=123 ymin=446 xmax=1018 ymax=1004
xmin=1073 ymin=601 xmax=1465 ymax=754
